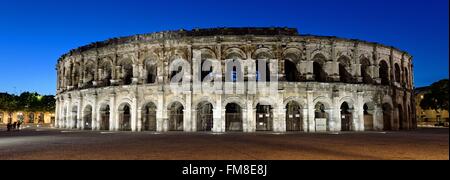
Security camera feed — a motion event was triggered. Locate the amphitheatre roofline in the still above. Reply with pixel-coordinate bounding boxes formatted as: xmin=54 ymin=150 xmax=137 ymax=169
xmin=58 ymin=27 xmax=412 ymax=62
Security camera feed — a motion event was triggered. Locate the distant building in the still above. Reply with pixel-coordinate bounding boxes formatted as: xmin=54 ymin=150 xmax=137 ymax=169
xmin=0 ymin=111 xmax=55 ymax=125
xmin=415 ymin=87 xmax=449 ymax=126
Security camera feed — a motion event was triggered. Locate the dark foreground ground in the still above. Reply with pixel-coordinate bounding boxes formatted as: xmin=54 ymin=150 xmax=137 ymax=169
xmin=0 ymin=126 xmax=448 ymax=160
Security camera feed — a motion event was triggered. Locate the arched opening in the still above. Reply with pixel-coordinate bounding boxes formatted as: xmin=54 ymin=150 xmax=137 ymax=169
xmin=28 ymin=112 xmax=35 ymax=124
xmin=256 ymin=103 xmax=273 ymax=131
xmin=382 ymin=103 xmax=392 ymax=131
xmin=361 ymin=58 xmax=373 ymax=84
xmin=286 ymin=101 xmax=303 ymax=131
xmin=122 ymin=63 xmax=133 ymax=85
xmin=256 ymin=60 xmax=271 ymax=82
xmin=340 ymin=102 xmax=353 ymax=131
xmin=200 ymin=60 xmax=214 ymax=82
xmin=284 ymin=60 xmax=301 ymax=82
xmin=394 ymin=63 xmax=401 ymax=84
xmin=363 ymin=103 xmax=374 ymax=131
xmin=170 ymin=66 xmax=184 ymax=83
xmin=196 ymin=102 xmax=213 ymax=131
xmin=72 ymin=63 xmax=81 ymax=88
xmin=338 ymin=56 xmax=353 ymax=83
xmin=313 ymin=54 xmax=328 ymax=82
xmin=315 ymin=102 xmax=329 ymax=131
xmin=146 ymin=62 xmax=157 ymax=84
xmin=142 ymin=103 xmax=157 ymax=131
xmin=99 ymin=61 xmax=112 ymax=87
xmin=84 ymin=61 xmax=96 ymax=88
xmin=71 ymin=106 xmax=78 ymax=129
xmin=100 ymin=105 xmax=110 ymax=131
xmin=168 ymin=102 xmax=184 ymax=131
xmin=379 ymin=61 xmax=389 ymax=85
xmin=83 ymin=105 xmax=93 ymax=130
xmin=119 ymin=104 xmax=132 ymax=131
xmin=38 ymin=112 xmax=44 ymax=124
xmin=398 ymin=104 xmax=404 ymax=130
xmin=226 ymin=103 xmax=243 ymax=131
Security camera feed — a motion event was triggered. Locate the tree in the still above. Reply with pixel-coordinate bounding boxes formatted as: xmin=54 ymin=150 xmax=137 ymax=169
xmin=0 ymin=93 xmax=19 ymax=123
xmin=420 ymin=79 xmax=449 ymax=123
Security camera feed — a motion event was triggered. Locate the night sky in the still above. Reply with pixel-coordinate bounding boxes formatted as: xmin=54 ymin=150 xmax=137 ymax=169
xmin=0 ymin=0 xmax=448 ymax=95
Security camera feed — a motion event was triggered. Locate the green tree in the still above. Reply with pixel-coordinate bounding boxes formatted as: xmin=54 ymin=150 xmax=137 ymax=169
xmin=0 ymin=93 xmax=19 ymax=123
xmin=420 ymin=79 xmax=449 ymax=122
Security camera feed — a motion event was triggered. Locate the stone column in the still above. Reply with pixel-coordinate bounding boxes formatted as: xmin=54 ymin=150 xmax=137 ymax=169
xmin=156 ymin=95 xmax=165 ymax=132
xmin=77 ymin=100 xmax=82 ymax=130
xmin=329 ymin=61 xmax=340 ymax=82
xmin=213 ymin=96 xmax=224 ymax=133
xmin=55 ymin=99 xmax=60 ymax=128
xmin=137 ymin=108 xmax=142 ymax=132
xmin=354 ymin=64 xmax=363 ymax=83
xmin=109 ymin=94 xmax=116 ymax=131
xmin=191 ymin=109 xmax=197 ymax=132
xmin=302 ymin=108 xmax=309 ymax=132
xmin=307 ymin=90 xmax=315 ymax=132
xmin=132 ymin=64 xmax=139 ymax=84
xmin=92 ymin=94 xmax=97 ymax=131
xmin=131 ymin=96 xmax=138 ymax=132
xmin=185 ymin=94 xmax=192 ymax=132
xmin=276 ymin=108 xmax=287 ymax=132
xmin=373 ymin=106 xmax=383 ymax=130
xmin=243 ymin=108 xmax=250 ymax=132
xmin=356 ymin=92 xmax=364 ymax=131
xmin=305 ymin=61 xmax=314 ymax=81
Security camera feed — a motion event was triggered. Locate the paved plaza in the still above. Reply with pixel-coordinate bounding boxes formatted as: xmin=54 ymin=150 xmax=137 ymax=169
xmin=0 ymin=126 xmax=448 ymax=160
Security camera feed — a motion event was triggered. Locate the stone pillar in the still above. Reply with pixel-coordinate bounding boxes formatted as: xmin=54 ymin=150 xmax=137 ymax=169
xmin=131 ymin=96 xmax=138 ymax=132
xmin=137 ymin=108 xmax=142 ymax=132
xmin=191 ymin=109 xmax=197 ymax=132
xmin=356 ymin=92 xmax=365 ymax=131
xmin=157 ymin=95 xmax=165 ymax=132
xmin=302 ymin=108 xmax=309 ymax=132
xmin=329 ymin=61 xmax=340 ymax=82
xmin=92 ymin=94 xmax=97 ymax=131
xmin=354 ymin=64 xmax=363 ymax=83
xmin=305 ymin=61 xmax=314 ymax=81
xmin=307 ymin=91 xmax=315 ymax=132
xmin=213 ymin=96 xmax=224 ymax=133
xmin=185 ymin=93 xmax=192 ymax=132
xmin=326 ymin=108 xmax=335 ymax=132
xmin=55 ymin=99 xmax=60 ymax=128
xmin=243 ymin=108 xmax=250 ymax=132
xmin=132 ymin=64 xmax=139 ymax=84
xmin=109 ymin=94 xmax=116 ymax=131
xmin=277 ymin=108 xmax=287 ymax=132
xmin=77 ymin=100 xmax=82 ymax=130
xmin=373 ymin=106 xmax=383 ymax=130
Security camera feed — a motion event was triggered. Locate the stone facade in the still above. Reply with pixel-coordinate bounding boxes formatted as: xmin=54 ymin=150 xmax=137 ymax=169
xmin=55 ymin=27 xmax=416 ymax=132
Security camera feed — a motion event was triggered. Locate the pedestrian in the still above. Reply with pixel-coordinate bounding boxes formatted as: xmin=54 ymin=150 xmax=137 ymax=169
xmin=6 ymin=123 xmax=11 ymax=132
xmin=13 ymin=122 xmax=17 ymax=130
xmin=17 ymin=121 xmax=22 ymax=131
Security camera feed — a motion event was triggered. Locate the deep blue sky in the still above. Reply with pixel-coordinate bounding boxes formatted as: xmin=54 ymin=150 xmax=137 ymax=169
xmin=0 ymin=0 xmax=448 ymax=95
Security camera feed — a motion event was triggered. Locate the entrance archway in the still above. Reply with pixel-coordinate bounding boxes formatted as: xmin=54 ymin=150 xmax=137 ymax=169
xmin=100 ymin=105 xmax=110 ymax=130
xmin=256 ymin=103 xmax=273 ymax=131
xmin=83 ymin=105 xmax=93 ymax=130
xmin=363 ymin=103 xmax=374 ymax=131
xmin=168 ymin=102 xmax=184 ymax=131
xmin=314 ymin=102 xmax=329 ymax=131
xmin=142 ymin=103 xmax=157 ymax=131
xmin=226 ymin=103 xmax=243 ymax=131
xmin=197 ymin=102 xmax=213 ymax=131
xmin=382 ymin=103 xmax=392 ymax=130
xmin=286 ymin=101 xmax=303 ymax=131
xmin=118 ymin=104 xmax=132 ymax=131
xmin=340 ymin=102 xmax=353 ymax=131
